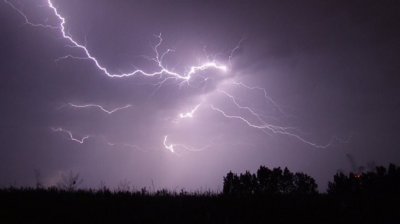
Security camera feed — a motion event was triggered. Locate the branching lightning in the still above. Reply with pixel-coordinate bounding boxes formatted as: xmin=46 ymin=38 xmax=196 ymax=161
xmin=217 ymin=90 xmax=272 ymax=126
xmin=231 ymin=81 xmax=286 ymax=116
xmin=51 ymin=127 xmax=90 ymax=144
xmin=44 ymin=0 xmax=227 ymax=83
xmin=209 ymin=105 xmax=333 ymax=149
xmin=163 ymin=135 xmax=210 ymax=154
xmin=228 ymin=37 xmax=245 ymax=65
xmin=68 ymin=103 xmax=132 ymax=114
xmin=4 ymin=0 xmax=57 ymax=29
xmin=5 ymin=0 xmax=345 ymax=153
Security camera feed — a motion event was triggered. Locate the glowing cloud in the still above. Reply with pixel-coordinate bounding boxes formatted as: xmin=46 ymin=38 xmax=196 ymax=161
xmin=4 ymin=0 xmax=343 ymax=151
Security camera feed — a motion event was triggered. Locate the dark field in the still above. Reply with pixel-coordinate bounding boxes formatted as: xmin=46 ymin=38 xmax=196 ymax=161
xmin=1 ymin=188 xmax=399 ymax=224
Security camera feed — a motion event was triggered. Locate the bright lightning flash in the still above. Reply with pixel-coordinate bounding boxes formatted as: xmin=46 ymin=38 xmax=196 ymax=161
xmin=45 ymin=0 xmax=227 ymax=84
xmin=179 ymin=104 xmax=201 ymax=119
xmin=163 ymin=135 xmax=175 ymax=153
xmin=163 ymin=135 xmax=210 ymax=154
xmin=5 ymin=0 xmax=344 ymax=152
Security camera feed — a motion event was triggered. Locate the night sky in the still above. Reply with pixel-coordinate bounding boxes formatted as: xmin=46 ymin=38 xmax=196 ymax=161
xmin=1 ymin=0 xmax=400 ymax=191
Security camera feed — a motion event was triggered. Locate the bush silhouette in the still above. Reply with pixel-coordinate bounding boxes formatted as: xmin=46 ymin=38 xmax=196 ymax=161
xmin=56 ymin=171 xmax=83 ymax=191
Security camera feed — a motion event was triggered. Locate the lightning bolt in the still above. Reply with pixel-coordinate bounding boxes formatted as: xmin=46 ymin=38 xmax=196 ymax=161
xmin=68 ymin=103 xmax=132 ymax=114
xmin=217 ymin=90 xmax=274 ymax=126
xmin=179 ymin=104 xmax=201 ymax=119
xmin=51 ymin=127 xmax=90 ymax=144
xmin=209 ymin=105 xmax=333 ymax=149
xmin=163 ymin=135 xmax=210 ymax=154
xmin=231 ymin=81 xmax=286 ymax=116
xmin=163 ymin=135 xmax=175 ymax=153
xmin=5 ymin=0 xmax=347 ymax=152
xmin=228 ymin=37 xmax=246 ymax=65
xmin=42 ymin=0 xmax=228 ymax=83
xmin=4 ymin=0 xmax=57 ymax=29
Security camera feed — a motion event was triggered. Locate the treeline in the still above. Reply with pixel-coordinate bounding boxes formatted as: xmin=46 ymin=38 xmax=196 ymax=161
xmin=223 ymin=167 xmax=317 ymax=195
xmin=328 ymin=163 xmax=400 ymax=195
xmin=1 ymin=164 xmax=400 ymax=223
xmin=3 ymin=163 xmax=400 ymax=195
xmin=223 ymin=163 xmax=400 ymax=196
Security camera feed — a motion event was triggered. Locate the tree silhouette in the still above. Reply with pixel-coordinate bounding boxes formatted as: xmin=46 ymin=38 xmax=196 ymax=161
xmin=223 ymin=171 xmax=240 ymax=195
xmin=238 ymin=171 xmax=256 ymax=194
xmin=223 ymin=166 xmax=318 ymax=195
xmin=328 ymin=163 xmax=400 ymax=195
xmin=293 ymin=173 xmax=318 ymax=194
xmin=257 ymin=167 xmax=284 ymax=194
xmin=280 ymin=167 xmax=295 ymax=194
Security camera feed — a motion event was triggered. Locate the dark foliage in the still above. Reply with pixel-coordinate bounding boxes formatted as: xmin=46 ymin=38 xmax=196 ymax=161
xmin=328 ymin=163 xmax=400 ymax=195
xmin=1 ymin=164 xmax=400 ymax=223
xmin=223 ymin=166 xmax=318 ymax=195
xmin=1 ymin=187 xmax=399 ymax=224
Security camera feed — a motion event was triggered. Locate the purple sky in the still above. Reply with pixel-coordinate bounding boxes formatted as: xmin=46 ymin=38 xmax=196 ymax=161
xmin=1 ymin=0 xmax=400 ymax=191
